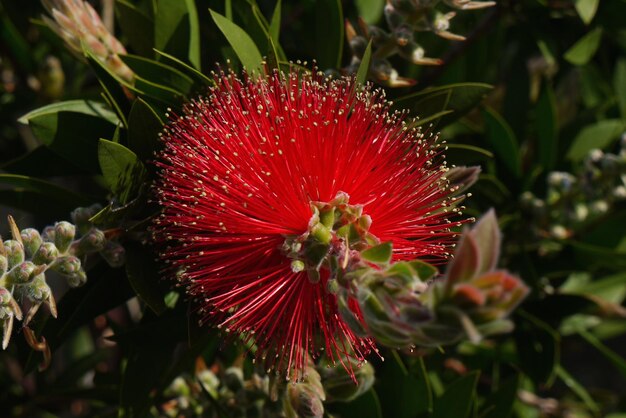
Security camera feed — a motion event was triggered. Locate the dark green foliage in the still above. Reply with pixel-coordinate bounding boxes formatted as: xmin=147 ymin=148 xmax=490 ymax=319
xmin=0 ymin=0 xmax=625 ymax=417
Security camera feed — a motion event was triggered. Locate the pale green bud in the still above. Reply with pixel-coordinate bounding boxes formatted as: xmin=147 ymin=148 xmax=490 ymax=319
xmin=32 ymin=242 xmax=59 ymax=265
xmin=52 ymin=255 xmax=81 ymax=276
xmin=25 ymin=274 xmax=51 ymax=303
xmin=20 ymin=229 xmax=42 ymax=257
xmin=76 ymin=229 xmax=106 ymax=254
xmin=7 ymin=261 xmax=38 ymax=285
xmin=3 ymin=240 xmax=24 ymax=268
xmin=66 ymin=269 xmax=87 ymax=288
xmin=54 ymin=221 xmax=76 ymax=253
xmin=319 ymin=359 xmax=375 ymax=402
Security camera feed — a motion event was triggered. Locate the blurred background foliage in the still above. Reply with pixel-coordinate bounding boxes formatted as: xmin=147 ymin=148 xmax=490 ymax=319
xmin=0 ymin=0 xmax=625 ymax=417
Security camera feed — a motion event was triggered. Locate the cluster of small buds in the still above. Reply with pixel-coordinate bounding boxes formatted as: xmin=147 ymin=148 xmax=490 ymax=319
xmin=283 ymin=191 xmax=380 ymax=285
xmin=156 ymin=358 xmax=335 ymax=418
xmin=339 ymin=210 xmax=528 ymax=349
xmin=346 ymin=0 xmax=496 ymax=86
xmin=520 ymin=136 xmax=626 ymax=243
xmin=0 ymin=205 xmax=125 ymax=364
xmin=41 ymin=0 xmax=134 ymax=82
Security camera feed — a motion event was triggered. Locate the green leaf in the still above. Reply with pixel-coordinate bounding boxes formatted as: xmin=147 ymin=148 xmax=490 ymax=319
xmin=0 ymin=174 xmax=93 ymax=207
xmin=19 ymin=100 xmax=119 ymax=125
xmin=84 ymin=50 xmax=131 ymax=125
xmin=407 ymin=261 xmax=438 ymax=281
xmin=356 ymin=41 xmax=372 ymax=85
xmin=562 ymin=272 xmax=626 ymax=304
xmin=315 ymin=0 xmax=344 ymax=70
xmin=446 ymin=143 xmax=494 ymax=159
xmin=578 ymin=327 xmax=626 ymax=379
xmin=555 ymin=365 xmax=600 ymax=414
xmin=566 ymin=119 xmax=625 ymax=161
xmin=481 ymin=374 xmax=519 ymax=418
xmin=614 ymin=59 xmax=626 ymax=119
xmin=356 ymin=0 xmax=385 ymax=24
xmin=361 ymin=242 xmax=393 ymax=264
xmin=128 ymin=98 xmax=164 ymax=161
xmin=20 ymin=103 xmax=118 ymax=173
xmin=154 ymin=0 xmax=201 ymax=70
xmin=269 ymin=0 xmax=282 ymax=45
xmin=395 ymin=83 xmax=493 ymax=127
xmin=433 ymin=372 xmax=480 ymax=418
xmin=376 ymin=355 xmax=431 ymax=418
xmin=515 ymin=311 xmax=560 ymax=385
xmin=568 ymin=241 xmax=626 ymax=270
xmin=98 ymin=139 xmax=146 ymax=204
xmin=120 ymin=55 xmax=195 ymax=95
xmin=210 ymin=9 xmax=264 ymax=74
xmin=125 ymin=242 xmax=167 ymax=316
xmin=534 ymin=84 xmax=558 ymax=170
xmin=574 ymin=0 xmax=600 ymax=25
xmin=154 ymin=49 xmax=213 ymax=86
xmin=483 ymin=107 xmax=522 ymax=177
xmin=120 ymin=340 xmax=178 ymax=418
xmin=564 ymin=27 xmax=603 ymax=66
xmin=116 ymin=0 xmax=155 ymax=57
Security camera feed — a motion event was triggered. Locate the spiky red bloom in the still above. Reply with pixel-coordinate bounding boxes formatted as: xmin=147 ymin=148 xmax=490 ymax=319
xmin=153 ymin=70 xmax=466 ymax=379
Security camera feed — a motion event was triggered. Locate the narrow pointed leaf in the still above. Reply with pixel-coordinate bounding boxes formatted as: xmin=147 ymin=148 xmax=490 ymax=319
xmin=356 ymin=40 xmax=372 ymax=86
xmin=210 ymin=9 xmax=264 ymax=74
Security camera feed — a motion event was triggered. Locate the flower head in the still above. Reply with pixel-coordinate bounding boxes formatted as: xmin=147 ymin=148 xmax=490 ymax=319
xmin=153 ymin=69 xmax=469 ymax=380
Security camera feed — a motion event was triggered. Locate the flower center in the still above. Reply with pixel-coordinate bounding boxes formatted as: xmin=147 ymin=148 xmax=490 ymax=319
xmin=282 ymin=192 xmax=380 ymax=284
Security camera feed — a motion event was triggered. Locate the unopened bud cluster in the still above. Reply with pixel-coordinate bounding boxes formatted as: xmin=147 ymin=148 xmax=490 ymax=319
xmin=521 ymin=136 xmax=626 ymax=245
xmin=155 ymin=355 xmax=369 ymax=418
xmin=155 ymin=334 xmax=380 ymax=418
xmin=42 ymin=0 xmax=134 ymax=82
xmin=346 ymin=0 xmax=496 ymax=86
xmin=286 ymin=187 xmax=526 ymax=355
xmin=0 ymin=205 xmax=125 ymax=357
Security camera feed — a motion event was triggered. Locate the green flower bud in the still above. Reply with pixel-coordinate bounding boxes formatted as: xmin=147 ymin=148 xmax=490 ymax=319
xmin=32 ymin=242 xmax=60 ymax=265
xmin=0 ymin=287 xmax=11 ymax=306
xmin=20 ymin=228 xmax=42 ymax=257
xmin=76 ymin=229 xmax=106 ymax=254
xmin=42 ymin=226 xmax=55 ymax=242
xmin=71 ymin=204 xmax=102 ymax=234
xmin=54 ymin=221 xmax=76 ymax=253
xmin=284 ymin=384 xmax=325 ymax=418
xmin=3 ymin=240 xmax=25 ymax=268
xmin=0 ymin=255 xmax=7 ymax=276
xmin=52 ymin=255 xmax=82 ymax=276
xmin=66 ymin=269 xmax=87 ymax=288
xmin=24 ymin=274 xmax=51 ymax=303
xmin=284 ymin=366 xmax=325 ymax=418
xmin=196 ymin=370 xmax=220 ymax=398
xmin=100 ymin=241 xmax=125 ymax=268
xmin=223 ymin=366 xmax=245 ymax=392
xmin=319 ymin=358 xmax=375 ymax=402
xmin=7 ymin=261 xmax=38 ymax=284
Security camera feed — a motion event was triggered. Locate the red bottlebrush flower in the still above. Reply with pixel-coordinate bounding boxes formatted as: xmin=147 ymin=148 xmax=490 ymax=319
xmin=153 ymin=69 xmax=468 ymax=380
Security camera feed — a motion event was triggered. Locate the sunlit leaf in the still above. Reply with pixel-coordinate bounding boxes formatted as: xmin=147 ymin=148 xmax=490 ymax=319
xmin=564 ymin=27 xmax=603 ymax=66
xmin=210 ymin=9 xmax=264 ymax=74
